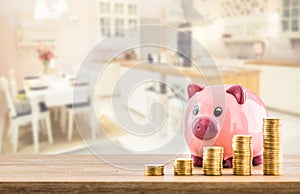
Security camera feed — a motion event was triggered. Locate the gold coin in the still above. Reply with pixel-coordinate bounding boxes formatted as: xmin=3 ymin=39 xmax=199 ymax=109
xmin=173 ymin=158 xmax=193 ymax=176
xmin=144 ymin=164 xmax=164 ymax=176
xmin=263 ymin=118 xmax=281 ymax=122
xmin=202 ymin=146 xmax=224 ymax=176
xmin=263 ymin=117 xmax=283 ymax=176
xmin=232 ymin=135 xmax=254 ymax=176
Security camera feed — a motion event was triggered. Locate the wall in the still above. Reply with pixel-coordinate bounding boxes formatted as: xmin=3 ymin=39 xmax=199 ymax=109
xmin=138 ymin=0 xmax=300 ymax=62
xmin=0 ymin=0 xmax=18 ymax=80
xmin=192 ymin=0 xmax=300 ymax=62
xmin=0 ymin=0 xmax=98 ymax=88
xmin=0 ymin=0 xmax=172 ymax=89
xmin=1 ymin=0 xmax=300 ymax=90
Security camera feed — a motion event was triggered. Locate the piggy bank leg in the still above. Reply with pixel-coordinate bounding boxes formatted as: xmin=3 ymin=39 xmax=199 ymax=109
xmin=253 ymin=155 xmax=263 ymax=166
xmin=225 ymin=157 xmax=233 ymax=168
xmin=191 ymin=155 xmax=202 ymax=167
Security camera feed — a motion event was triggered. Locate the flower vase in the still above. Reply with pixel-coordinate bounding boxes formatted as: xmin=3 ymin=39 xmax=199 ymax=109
xmin=43 ymin=61 xmax=50 ymax=74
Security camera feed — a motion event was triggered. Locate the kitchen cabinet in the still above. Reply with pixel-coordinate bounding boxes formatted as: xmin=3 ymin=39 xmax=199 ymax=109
xmin=118 ymin=61 xmax=260 ymax=118
xmin=281 ymin=0 xmax=300 ymax=38
xmin=119 ymin=66 xmax=160 ymax=116
xmin=177 ymin=30 xmax=192 ymax=67
xmin=221 ymin=0 xmax=269 ymax=44
xmin=222 ymin=16 xmax=269 ymax=45
xmin=221 ymin=69 xmax=259 ymax=95
xmin=245 ymin=60 xmax=300 ymax=115
xmin=221 ymin=0 xmax=267 ymax=18
xmin=95 ymin=62 xmax=120 ymax=97
xmin=96 ymin=0 xmax=139 ymax=39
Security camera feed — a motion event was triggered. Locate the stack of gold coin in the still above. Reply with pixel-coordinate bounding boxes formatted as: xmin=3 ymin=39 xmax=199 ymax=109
xmin=232 ymin=135 xmax=253 ymax=176
xmin=144 ymin=164 xmax=164 ymax=176
xmin=174 ymin=158 xmax=193 ymax=176
xmin=263 ymin=118 xmax=282 ymax=176
xmin=202 ymin=147 xmax=224 ymax=176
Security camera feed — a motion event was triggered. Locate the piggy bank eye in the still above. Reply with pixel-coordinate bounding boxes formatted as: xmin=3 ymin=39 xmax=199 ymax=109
xmin=214 ymin=107 xmax=222 ymax=117
xmin=193 ymin=105 xmax=199 ymax=115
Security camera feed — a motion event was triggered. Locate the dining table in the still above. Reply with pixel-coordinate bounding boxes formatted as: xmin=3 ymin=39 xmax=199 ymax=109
xmin=24 ymin=75 xmax=90 ymax=107
xmin=22 ymin=74 xmax=91 ymax=152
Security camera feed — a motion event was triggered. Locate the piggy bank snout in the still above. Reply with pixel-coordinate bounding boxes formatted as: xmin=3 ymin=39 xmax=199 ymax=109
xmin=192 ymin=116 xmax=218 ymax=140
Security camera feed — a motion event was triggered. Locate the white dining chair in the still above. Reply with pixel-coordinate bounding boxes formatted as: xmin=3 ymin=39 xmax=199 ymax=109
xmin=0 ymin=109 xmax=4 ymax=154
xmin=9 ymin=69 xmax=26 ymax=98
xmin=65 ymin=102 xmax=91 ymax=141
xmin=61 ymin=86 xmax=97 ymax=141
xmin=0 ymin=77 xmax=53 ymax=153
xmin=6 ymin=69 xmax=29 ymax=139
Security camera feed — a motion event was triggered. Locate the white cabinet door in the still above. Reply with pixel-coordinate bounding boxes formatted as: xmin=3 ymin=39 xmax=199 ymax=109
xmin=281 ymin=0 xmax=300 ymax=38
xmin=96 ymin=63 xmax=121 ymax=97
xmin=96 ymin=0 xmax=140 ymax=40
xmin=245 ymin=63 xmax=300 ymax=115
xmin=120 ymin=67 xmax=159 ymax=116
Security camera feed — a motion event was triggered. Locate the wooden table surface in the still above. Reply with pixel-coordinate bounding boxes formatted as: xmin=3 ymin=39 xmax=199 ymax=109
xmin=0 ymin=154 xmax=300 ymax=193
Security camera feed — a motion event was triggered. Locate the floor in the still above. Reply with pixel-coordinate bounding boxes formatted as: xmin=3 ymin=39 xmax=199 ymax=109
xmin=0 ymin=96 xmax=299 ymax=155
xmin=0 ymin=110 xmax=89 ymax=154
xmin=268 ymin=109 xmax=300 ymax=154
xmin=70 ymin=105 xmax=300 ymax=155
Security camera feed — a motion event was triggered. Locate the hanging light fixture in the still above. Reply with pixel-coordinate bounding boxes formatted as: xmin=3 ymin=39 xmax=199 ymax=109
xmin=164 ymin=0 xmax=187 ymax=25
xmin=164 ymin=0 xmax=212 ymax=27
xmin=51 ymin=0 xmax=69 ymax=19
xmin=34 ymin=0 xmax=51 ymax=20
xmin=34 ymin=0 xmax=69 ymax=20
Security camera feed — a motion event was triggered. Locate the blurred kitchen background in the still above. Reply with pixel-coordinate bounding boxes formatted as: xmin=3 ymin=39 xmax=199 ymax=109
xmin=0 ymin=0 xmax=300 ymax=154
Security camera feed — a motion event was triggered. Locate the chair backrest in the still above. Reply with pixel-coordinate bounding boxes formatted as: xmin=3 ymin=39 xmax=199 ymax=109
xmin=0 ymin=77 xmax=17 ymax=117
xmin=9 ymin=69 xmax=18 ymax=97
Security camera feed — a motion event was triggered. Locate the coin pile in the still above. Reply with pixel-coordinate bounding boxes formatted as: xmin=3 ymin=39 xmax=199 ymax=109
xmin=202 ymin=147 xmax=224 ymax=176
xmin=144 ymin=164 xmax=164 ymax=176
xmin=232 ymin=135 xmax=253 ymax=176
xmin=174 ymin=158 xmax=193 ymax=176
xmin=263 ymin=118 xmax=282 ymax=176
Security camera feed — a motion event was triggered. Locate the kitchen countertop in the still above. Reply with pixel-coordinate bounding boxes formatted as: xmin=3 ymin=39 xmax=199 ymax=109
xmin=245 ymin=60 xmax=300 ymax=68
xmin=118 ymin=60 xmax=260 ymax=79
xmin=0 ymin=154 xmax=300 ymax=193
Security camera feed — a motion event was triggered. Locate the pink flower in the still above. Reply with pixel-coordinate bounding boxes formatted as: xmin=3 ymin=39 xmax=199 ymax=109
xmin=38 ymin=48 xmax=54 ymax=62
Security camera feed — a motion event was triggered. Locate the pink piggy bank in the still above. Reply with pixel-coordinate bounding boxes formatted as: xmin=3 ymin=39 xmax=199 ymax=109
xmin=184 ymin=84 xmax=268 ymax=167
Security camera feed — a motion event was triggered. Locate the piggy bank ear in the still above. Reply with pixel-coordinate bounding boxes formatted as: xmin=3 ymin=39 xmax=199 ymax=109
xmin=226 ymin=85 xmax=246 ymax=105
xmin=187 ymin=84 xmax=205 ymax=98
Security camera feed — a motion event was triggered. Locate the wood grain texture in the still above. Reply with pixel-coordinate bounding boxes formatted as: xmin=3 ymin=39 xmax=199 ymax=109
xmin=0 ymin=155 xmax=300 ymax=193
xmin=245 ymin=60 xmax=300 ymax=68
xmin=119 ymin=62 xmax=260 ymax=79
